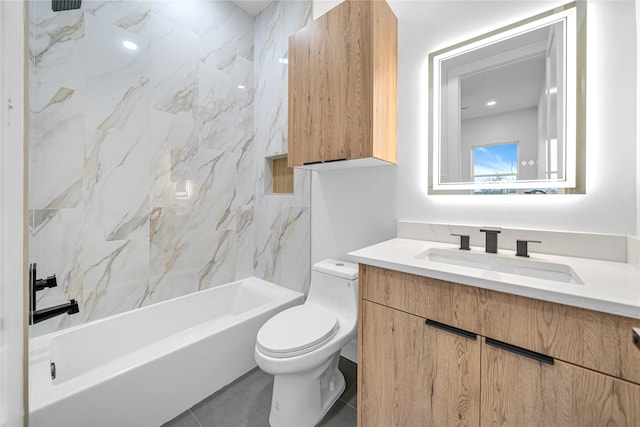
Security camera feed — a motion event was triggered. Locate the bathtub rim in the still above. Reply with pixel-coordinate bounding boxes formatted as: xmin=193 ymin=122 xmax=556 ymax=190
xmin=29 ymin=276 xmax=304 ymax=412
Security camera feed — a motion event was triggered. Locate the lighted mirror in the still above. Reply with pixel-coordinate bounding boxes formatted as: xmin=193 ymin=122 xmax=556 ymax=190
xmin=429 ymin=2 xmax=585 ymax=194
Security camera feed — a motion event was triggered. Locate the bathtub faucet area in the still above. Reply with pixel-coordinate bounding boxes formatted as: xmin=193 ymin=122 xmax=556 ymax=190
xmin=29 ymin=263 xmax=79 ymax=325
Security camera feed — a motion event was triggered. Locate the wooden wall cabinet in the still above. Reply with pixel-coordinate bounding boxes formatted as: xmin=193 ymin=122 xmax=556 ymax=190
xmin=358 ymin=265 xmax=640 ymax=427
xmin=288 ymin=0 xmax=397 ymax=169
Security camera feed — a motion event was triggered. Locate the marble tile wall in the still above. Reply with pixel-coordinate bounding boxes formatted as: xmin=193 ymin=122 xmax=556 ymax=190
xmin=28 ymin=0 xmax=311 ymax=336
xmin=253 ymin=1 xmax=312 ymax=294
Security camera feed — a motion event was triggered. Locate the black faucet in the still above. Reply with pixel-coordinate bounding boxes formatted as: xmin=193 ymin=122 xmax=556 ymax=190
xmin=29 ymin=263 xmax=80 ymax=325
xmin=515 ymin=239 xmax=542 ymax=257
xmin=480 ymin=229 xmax=501 ymax=253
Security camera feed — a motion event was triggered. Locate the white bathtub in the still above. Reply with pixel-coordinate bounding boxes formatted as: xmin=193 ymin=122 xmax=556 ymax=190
xmin=29 ymin=277 xmax=304 ymax=427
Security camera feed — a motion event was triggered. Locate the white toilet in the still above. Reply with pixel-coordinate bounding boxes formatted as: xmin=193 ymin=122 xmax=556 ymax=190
xmin=254 ymin=259 xmax=359 ymax=427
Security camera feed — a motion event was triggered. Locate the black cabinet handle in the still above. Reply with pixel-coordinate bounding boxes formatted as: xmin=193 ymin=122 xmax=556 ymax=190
xmin=302 ymin=158 xmax=346 ymax=166
xmin=425 ymin=319 xmax=477 ymax=340
xmin=485 ymin=337 xmax=554 ymax=365
xmin=633 ymin=327 xmax=640 ymax=351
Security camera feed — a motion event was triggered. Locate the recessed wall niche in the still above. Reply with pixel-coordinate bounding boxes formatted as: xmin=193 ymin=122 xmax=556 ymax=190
xmin=266 ymin=155 xmax=294 ymax=194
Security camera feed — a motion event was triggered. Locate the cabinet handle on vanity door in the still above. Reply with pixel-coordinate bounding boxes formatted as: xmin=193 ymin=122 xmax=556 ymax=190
xmin=633 ymin=328 xmax=640 ymax=351
xmin=425 ymin=319 xmax=477 ymax=340
xmin=485 ymin=337 xmax=554 ymax=365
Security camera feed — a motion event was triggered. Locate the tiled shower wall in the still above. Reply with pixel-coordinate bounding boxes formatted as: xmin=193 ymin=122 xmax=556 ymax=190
xmin=253 ymin=1 xmax=312 ymax=293
xmin=28 ymin=0 xmax=312 ymax=336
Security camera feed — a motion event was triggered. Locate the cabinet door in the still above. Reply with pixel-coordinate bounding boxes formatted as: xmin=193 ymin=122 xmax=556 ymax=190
xmin=481 ymin=338 xmax=640 ymax=426
xmin=323 ymin=0 xmax=372 ymax=163
xmin=361 ymin=301 xmax=480 ymax=427
xmin=288 ymin=19 xmax=324 ymax=167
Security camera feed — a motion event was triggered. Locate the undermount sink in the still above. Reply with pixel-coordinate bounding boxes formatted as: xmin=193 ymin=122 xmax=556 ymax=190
xmin=415 ymin=248 xmax=584 ymax=284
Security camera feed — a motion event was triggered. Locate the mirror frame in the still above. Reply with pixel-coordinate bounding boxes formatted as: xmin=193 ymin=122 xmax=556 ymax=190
xmin=428 ymin=2 xmax=586 ymax=195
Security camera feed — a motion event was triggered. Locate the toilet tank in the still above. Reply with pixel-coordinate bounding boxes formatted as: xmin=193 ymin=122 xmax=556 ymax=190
xmin=306 ymin=259 xmax=359 ymax=316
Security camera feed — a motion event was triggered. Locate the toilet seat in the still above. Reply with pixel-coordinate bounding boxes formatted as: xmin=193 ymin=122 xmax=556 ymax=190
xmin=256 ymin=305 xmax=340 ymax=358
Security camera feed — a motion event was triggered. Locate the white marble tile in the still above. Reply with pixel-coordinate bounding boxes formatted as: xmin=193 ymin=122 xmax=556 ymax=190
xmin=84 ymin=14 xmax=150 ymax=132
xmin=154 ymin=0 xmax=247 ymax=38
xmin=234 ymin=203 xmax=255 ymax=280
xmin=142 ymin=268 xmax=200 ymax=307
xmin=198 ymin=68 xmax=236 ymax=150
xmin=199 ymin=2 xmax=253 ymax=73
xmin=29 ymin=209 xmax=84 ymax=299
xmin=234 ymin=135 xmax=256 ymax=210
xmin=84 ymin=13 xmax=150 ymax=82
xmin=29 ymin=82 xmax=84 ymax=209
xmin=83 ymin=131 xmax=150 ymax=243
xmin=28 ymin=0 xmax=316 ymax=336
xmin=31 ymin=1 xmax=84 ymax=90
xmin=279 ymin=206 xmax=311 ymax=293
xmin=149 ymin=110 xmax=202 ymax=208
xmin=81 ymin=239 xmax=150 ymax=321
xmin=254 ymin=202 xmax=310 ymax=293
xmin=28 ymin=207 xmax=84 ymax=336
xmin=148 ymin=206 xmax=236 ymax=303
xmin=84 ymin=0 xmax=152 ymax=33
xmin=251 ymin=0 xmax=313 ymax=293
xmin=148 ymin=13 xmax=198 ymax=114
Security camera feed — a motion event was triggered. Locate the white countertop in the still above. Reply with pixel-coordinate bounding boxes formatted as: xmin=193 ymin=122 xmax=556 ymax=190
xmin=348 ymin=238 xmax=640 ymax=320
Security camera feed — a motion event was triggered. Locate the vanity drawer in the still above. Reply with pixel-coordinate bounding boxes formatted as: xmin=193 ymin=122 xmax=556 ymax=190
xmin=360 ymin=264 xmax=640 ymax=385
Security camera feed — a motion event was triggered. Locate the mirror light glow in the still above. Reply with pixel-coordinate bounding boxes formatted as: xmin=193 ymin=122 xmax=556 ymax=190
xmin=429 ymin=4 xmax=579 ymax=193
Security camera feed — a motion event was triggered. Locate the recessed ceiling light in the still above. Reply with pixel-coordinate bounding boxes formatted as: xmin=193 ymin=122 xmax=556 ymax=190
xmin=237 ymin=85 xmax=246 ymax=89
xmin=486 ymin=100 xmax=497 ymax=107
xmin=123 ymin=40 xmax=138 ymax=50
xmin=549 ymin=87 xmax=558 ymax=94
xmin=278 ymin=58 xmax=288 ymax=64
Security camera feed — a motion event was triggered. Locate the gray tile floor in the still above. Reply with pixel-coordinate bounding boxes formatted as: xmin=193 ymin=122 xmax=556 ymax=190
xmin=162 ymin=357 xmax=357 ymax=427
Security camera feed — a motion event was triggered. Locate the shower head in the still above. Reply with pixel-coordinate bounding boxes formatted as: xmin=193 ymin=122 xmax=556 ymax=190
xmin=52 ymin=0 xmax=82 ymax=12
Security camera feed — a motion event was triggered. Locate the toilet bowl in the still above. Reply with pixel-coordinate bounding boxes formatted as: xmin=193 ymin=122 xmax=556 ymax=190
xmin=254 ymin=259 xmax=358 ymax=427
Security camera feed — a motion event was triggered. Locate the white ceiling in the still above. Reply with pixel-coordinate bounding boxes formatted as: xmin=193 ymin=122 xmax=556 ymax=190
xmin=231 ymin=0 xmax=273 ymax=16
xmin=460 ymin=55 xmax=545 ymax=120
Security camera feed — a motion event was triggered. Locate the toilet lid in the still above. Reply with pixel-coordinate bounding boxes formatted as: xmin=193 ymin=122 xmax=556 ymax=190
xmin=257 ymin=305 xmax=340 ymax=358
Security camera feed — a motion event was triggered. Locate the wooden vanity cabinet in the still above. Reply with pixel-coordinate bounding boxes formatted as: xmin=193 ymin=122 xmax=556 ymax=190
xmin=288 ymin=0 xmax=397 ymax=168
xmin=482 ymin=340 xmax=640 ymax=426
xmin=362 ymin=301 xmax=481 ymax=426
xmin=358 ymin=264 xmax=640 ymax=427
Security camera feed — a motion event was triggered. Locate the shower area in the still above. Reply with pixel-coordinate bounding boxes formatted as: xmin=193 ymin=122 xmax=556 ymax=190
xmin=28 ymin=0 xmax=311 ymax=336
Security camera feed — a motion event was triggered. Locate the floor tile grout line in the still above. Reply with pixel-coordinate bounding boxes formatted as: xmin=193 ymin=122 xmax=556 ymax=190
xmin=189 ymin=408 xmax=204 ymax=427
xmin=339 ymin=396 xmax=357 ymax=411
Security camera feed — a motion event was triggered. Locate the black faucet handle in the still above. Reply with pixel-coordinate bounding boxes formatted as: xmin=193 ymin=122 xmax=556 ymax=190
xmin=479 ymin=228 xmax=502 ymax=235
xmin=516 ymin=239 xmax=542 ymax=257
xmin=451 ymin=233 xmax=470 ymax=250
xmin=35 ymin=274 xmax=57 ymax=291
xmin=480 ymin=229 xmax=501 ymax=253
xmin=29 ymin=263 xmax=37 ymax=286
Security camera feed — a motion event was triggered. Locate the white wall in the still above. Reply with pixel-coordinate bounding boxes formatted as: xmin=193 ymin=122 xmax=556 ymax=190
xmin=311 ymin=166 xmax=397 ymax=264
xmin=308 ymin=0 xmax=639 ymax=250
xmin=397 ymin=1 xmax=638 ymax=235
xmin=0 ymin=1 xmax=26 ymax=424
xmin=308 ymin=0 xmax=397 ymax=263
